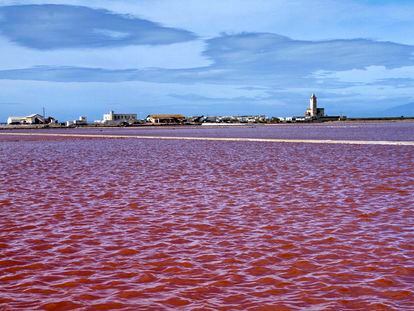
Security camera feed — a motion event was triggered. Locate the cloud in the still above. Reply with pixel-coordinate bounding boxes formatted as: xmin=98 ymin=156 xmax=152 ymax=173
xmin=169 ymin=93 xmax=272 ymax=103
xmin=314 ymin=65 xmax=414 ymax=84
xmin=0 ymin=36 xmax=210 ymax=71
xmin=203 ymin=33 xmax=414 ymax=73
xmin=0 ymin=4 xmax=196 ymax=49
xmin=0 ymin=32 xmax=413 ymax=88
xmin=0 ymin=66 xmax=139 ymax=82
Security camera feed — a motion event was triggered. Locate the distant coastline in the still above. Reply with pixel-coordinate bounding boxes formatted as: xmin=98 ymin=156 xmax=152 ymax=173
xmin=3 ymin=94 xmax=414 ymax=128
xmin=1 ymin=116 xmax=414 ymax=130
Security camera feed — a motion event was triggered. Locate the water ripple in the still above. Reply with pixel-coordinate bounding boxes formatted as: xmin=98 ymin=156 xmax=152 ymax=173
xmin=0 ymin=128 xmax=413 ymax=310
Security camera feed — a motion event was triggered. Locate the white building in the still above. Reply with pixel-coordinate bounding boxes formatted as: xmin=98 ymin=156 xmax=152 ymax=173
xmin=101 ymin=110 xmax=137 ymax=125
xmin=66 ymin=116 xmax=88 ymax=127
xmin=7 ymin=114 xmax=45 ymax=125
xmin=305 ymin=94 xmax=325 ymax=118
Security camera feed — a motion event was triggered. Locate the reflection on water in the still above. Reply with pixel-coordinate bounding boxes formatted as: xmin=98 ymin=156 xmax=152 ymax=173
xmin=0 ymin=129 xmax=413 ymax=310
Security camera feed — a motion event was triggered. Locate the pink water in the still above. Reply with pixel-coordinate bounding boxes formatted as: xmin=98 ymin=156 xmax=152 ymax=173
xmin=0 ymin=127 xmax=413 ymax=310
xmin=7 ymin=121 xmax=414 ymax=141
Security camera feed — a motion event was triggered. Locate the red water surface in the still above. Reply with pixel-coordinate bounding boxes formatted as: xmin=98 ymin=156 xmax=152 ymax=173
xmin=0 ymin=133 xmax=413 ymax=310
xmin=6 ymin=121 xmax=414 ymax=141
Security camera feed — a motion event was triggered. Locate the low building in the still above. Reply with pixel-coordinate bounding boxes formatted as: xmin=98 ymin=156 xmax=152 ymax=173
xmin=7 ymin=114 xmax=46 ymax=125
xmin=101 ymin=110 xmax=137 ymax=125
xmin=76 ymin=116 xmax=88 ymax=125
xmin=7 ymin=116 xmax=25 ymax=125
xmin=203 ymin=116 xmax=219 ymax=123
xmin=201 ymin=115 xmax=267 ymax=124
xmin=186 ymin=116 xmax=204 ymax=124
xmin=237 ymin=115 xmax=267 ymax=123
xmin=278 ymin=117 xmax=294 ymax=122
xmin=45 ymin=117 xmax=58 ymax=124
xmin=67 ymin=116 xmax=88 ymax=127
xmin=295 ymin=117 xmax=306 ymax=122
xmin=146 ymin=114 xmax=186 ymax=124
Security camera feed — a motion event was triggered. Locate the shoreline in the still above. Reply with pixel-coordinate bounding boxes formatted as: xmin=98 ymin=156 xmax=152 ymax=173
xmin=1 ymin=117 xmax=414 ymax=130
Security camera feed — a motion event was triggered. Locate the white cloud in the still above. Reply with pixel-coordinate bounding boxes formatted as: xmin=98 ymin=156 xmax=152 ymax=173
xmin=2 ymin=33 xmax=412 ymax=84
xmin=314 ymin=65 xmax=414 ymax=84
xmin=3 ymin=0 xmax=414 ymax=44
xmin=0 ymin=4 xmax=196 ymax=49
xmin=0 ymin=36 xmax=211 ymax=70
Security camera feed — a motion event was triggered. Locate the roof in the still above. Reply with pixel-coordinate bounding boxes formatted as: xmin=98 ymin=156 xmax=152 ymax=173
xmin=26 ymin=114 xmax=44 ymax=118
xmin=147 ymin=114 xmax=186 ymax=119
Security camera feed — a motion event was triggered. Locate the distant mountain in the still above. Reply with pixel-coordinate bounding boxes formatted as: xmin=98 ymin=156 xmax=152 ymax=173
xmin=382 ymin=103 xmax=414 ymax=117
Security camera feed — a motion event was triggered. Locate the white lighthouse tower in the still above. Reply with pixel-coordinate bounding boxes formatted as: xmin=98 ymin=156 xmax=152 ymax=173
xmin=310 ymin=94 xmax=317 ymax=117
xmin=305 ymin=93 xmax=324 ymax=119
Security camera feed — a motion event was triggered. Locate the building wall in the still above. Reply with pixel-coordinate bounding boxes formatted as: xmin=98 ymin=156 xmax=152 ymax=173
xmin=146 ymin=115 xmax=185 ymax=124
xmin=7 ymin=117 xmax=25 ymax=124
xmin=310 ymin=96 xmax=317 ymax=117
xmin=305 ymin=94 xmax=325 ymax=119
xmin=7 ymin=115 xmax=45 ymax=125
xmin=113 ymin=114 xmax=136 ymax=121
xmin=102 ymin=111 xmax=137 ymax=123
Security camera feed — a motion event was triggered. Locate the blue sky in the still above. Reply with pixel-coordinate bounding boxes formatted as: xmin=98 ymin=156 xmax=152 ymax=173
xmin=1 ymin=0 xmax=414 ymax=121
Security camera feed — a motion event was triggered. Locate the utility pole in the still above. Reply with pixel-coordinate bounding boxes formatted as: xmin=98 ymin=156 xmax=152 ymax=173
xmin=42 ymin=107 xmax=45 ymax=119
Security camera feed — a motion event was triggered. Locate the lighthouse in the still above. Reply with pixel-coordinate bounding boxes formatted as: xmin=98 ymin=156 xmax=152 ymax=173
xmin=305 ymin=93 xmax=324 ymax=119
xmin=310 ymin=94 xmax=317 ymax=117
